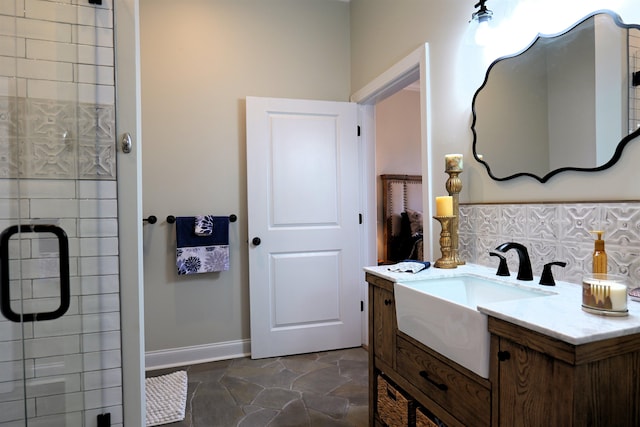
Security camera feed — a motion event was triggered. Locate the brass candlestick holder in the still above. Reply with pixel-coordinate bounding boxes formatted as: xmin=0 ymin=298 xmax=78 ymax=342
xmin=433 ymin=216 xmax=457 ymax=269
xmin=445 ymin=169 xmax=465 ymax=265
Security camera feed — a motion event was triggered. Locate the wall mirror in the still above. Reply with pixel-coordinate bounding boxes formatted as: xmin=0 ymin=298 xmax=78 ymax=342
xmin=472 ymin=11 xmax=640 ymax=183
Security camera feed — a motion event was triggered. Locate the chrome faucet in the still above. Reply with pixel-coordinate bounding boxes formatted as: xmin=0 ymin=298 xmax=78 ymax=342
xmin=495 ymin=242 xmax=533 ymax=281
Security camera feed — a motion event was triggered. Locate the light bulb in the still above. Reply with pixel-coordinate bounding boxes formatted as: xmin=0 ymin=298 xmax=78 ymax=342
xmin=474 ymin=20 xmax=493 ymax=45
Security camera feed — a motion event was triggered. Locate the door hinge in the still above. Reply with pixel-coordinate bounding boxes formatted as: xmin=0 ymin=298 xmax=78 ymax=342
xmin=359 ymin=213 xmax=363 ymax=224
xmin=360 ymin=300 xmax=364 ymax=312
xmin=357 ymin=125 xmax=361 ymax=136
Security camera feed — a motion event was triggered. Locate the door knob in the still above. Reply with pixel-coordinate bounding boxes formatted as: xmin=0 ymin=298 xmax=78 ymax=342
xmin=252 ymin=237 xmax=261 ymax=246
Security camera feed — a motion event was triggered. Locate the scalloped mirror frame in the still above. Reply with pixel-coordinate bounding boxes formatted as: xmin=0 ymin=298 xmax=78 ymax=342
xmin=471 ymin=10 xmax=640 ymax=183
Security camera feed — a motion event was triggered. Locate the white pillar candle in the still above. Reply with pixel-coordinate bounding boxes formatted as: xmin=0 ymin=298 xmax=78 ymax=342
xmin=435 ymin=196 xmax=453 ymax=217
xmin=445 ymin=154 xmax=463 ymax=172
xmin=586 ymin=279 xmax=628 ymax=311
xmin=608 ymin=283 xmax=628 ymax=311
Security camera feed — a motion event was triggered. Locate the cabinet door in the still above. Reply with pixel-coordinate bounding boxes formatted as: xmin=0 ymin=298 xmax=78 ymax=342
xmin=372 ymin=285 xmax=396 ymax=367
xmin=496 ymin=338 xmax=572 ymax=427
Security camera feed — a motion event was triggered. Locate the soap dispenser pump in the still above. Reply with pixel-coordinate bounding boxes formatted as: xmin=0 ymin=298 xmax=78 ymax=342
xmin=591 ymin=230 xmax=607 ymax=274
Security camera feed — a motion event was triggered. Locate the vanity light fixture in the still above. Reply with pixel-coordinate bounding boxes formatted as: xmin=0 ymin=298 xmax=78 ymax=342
xmin=470 ymin=0 xmax=494 ymax=46
xmin=471 ymin=0 xmax=493 ymax=24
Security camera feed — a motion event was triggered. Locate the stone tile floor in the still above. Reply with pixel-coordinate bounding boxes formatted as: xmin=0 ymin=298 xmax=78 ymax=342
xmin=146 ymin=346 xmax=369 ymax=427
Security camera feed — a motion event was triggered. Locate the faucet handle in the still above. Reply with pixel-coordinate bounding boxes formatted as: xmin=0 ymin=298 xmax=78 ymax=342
xmin=489 ymin=252 xmax=510 ymax=277
xmin=495 ymin=242 xmax=533 ymax=281
xmin=539 ymin=261 xmax=567 ymax=286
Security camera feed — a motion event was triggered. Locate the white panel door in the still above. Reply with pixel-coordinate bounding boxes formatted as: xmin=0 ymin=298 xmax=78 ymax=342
xmin=246 ymin=96 xmax=361 ymax=359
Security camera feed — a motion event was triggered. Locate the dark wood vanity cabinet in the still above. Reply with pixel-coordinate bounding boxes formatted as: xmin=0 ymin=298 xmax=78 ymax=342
xmin=489 ymin=316 xmax=640 ymax=427
xmin=367 ymin=273 xmax=396 ymax=426
xmin=367 ymin=273 xmax=491 ymax=427
xmin=368 ymin=272 xmax=640 ymax=427
xmin=370 ymin=276 xmax=396 ymax=368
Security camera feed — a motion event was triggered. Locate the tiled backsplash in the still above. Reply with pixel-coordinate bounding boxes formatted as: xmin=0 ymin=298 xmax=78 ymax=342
xmin=459 ymin=202 xmax=640 ymax=286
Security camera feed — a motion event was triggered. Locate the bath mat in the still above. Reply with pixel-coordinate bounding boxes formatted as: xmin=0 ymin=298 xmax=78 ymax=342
xmin=145 ymin=370 xmax=188 ymax=426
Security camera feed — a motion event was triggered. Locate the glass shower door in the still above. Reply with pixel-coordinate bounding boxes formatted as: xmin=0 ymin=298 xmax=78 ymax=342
xmin=0 ymin=1 xmax=123 ymax=426
xmin=0 ymin=222 xmax=77 ymax=427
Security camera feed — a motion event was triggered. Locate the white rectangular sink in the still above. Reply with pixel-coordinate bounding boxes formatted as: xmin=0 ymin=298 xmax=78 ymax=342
xmin=394 ymin=274 xmax=552 ymax=378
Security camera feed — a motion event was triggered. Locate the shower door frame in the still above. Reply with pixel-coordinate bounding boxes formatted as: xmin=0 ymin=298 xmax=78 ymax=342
xmin=114 ymin=0 xmax=146 ymax=425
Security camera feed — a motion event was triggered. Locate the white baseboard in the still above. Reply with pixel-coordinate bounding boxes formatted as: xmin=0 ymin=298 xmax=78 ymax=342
xmin=145 ymin=339 xmax=251 ymax=371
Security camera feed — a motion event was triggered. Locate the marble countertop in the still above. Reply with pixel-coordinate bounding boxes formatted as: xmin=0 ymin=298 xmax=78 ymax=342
xmin=364 ymin=263 xmax=640 ymax=345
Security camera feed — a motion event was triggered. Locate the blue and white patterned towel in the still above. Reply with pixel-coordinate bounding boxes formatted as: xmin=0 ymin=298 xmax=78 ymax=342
xmin=175 ymin=216 xmax=230 ymax=275
xmin=194 ymin=215 xmax=214 ymax=236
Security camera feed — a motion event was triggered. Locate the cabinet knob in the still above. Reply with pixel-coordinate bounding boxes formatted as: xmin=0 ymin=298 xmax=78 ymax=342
xmin=384 ymin=299 xmax=392 ymax=305
xmin=498 ymin=350 xmax=511 ymax=361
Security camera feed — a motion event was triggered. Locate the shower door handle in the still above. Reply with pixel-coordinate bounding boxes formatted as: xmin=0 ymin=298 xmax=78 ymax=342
xmin=0 ymin=224 xmax=70 ymax=323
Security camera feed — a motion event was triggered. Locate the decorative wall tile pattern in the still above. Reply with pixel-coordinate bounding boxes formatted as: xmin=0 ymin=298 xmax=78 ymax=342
xmin=0 ymin=97 xmax=24 ymax=137
xmin=460 ymin=202 xmax=640 ymax=286
xmin=0 ymin=138 xmax=19 ymax=177
xmin=0 ymin=96 xmax=116 ymax=180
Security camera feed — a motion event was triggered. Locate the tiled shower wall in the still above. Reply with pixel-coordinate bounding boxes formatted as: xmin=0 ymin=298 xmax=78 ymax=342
xmin=459 ymin=203 xmax=640 ymax=286
xmin=0 ymin=179 xmax=122 ymax=426
xmin=0 ymin=1 xmax=120 ymax=426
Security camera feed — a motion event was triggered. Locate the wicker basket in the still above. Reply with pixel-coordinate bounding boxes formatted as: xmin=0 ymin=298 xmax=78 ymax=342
xmin=416 ymin=407 xmax=439 ymax=427
xmin=377 ymin=375 xmax=416 ymax=426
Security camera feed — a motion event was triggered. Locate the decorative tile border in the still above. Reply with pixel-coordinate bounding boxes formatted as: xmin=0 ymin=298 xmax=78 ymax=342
xmin=459 ymin=202 xmax=640 ymax=286
xmin=0 ymin=96 xmax=116 ymax=180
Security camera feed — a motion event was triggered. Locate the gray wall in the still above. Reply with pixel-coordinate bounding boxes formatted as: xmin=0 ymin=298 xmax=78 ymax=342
xmin=140 ymin=0 xmax=351 ymax=356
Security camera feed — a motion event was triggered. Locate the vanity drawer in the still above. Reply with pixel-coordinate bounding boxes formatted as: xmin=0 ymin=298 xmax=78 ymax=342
xmin=396 ymin=336 xmax=491 ymax=427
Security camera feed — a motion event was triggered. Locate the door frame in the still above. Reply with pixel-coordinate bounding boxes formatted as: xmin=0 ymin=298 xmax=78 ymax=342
xmin=115 ymin=0 xmax=146 ymax=425
xmin=351 ymin=44 xmax=433 ymax=345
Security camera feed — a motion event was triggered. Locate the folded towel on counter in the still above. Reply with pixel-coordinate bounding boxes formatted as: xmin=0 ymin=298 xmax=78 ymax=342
xmin=175 ymin=216 xmax=230 ymax=275
xmin=194 ymin=215 xmax=215 ymax=236
xmin=388 ymin=260 xmax=431 ymax=273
